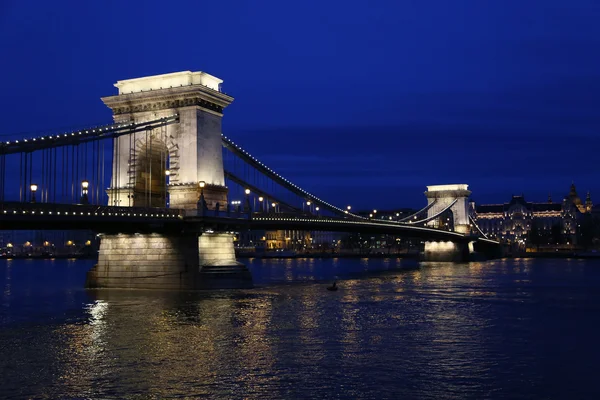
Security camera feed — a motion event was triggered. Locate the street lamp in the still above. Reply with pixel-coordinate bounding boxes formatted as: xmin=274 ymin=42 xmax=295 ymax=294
xmin=244 ymin=189 xmax=251 ymax=213
xmin=81 ymin=180 xmax=89 ymax=204
xmin=347 ymin=205 xmax=351 ymax=211
xmin=373 ymin=209 xmax=377 ymax=214
xmin=198 ymin=181 xmax=206 ymax=212
xmin=165 ymin=170 xmax=170 ymax=176
xmin=258 ymin=196 xmax=264 ymax=212
xmin=30 ymin=183 xmax=38 ymax=203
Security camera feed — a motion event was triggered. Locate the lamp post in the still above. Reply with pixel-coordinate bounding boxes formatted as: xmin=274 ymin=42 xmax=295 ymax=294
xmin=272 ymin=202 xmax=277 ymax=213
xmin=258 ymin=196 xmax=264 ymax=213
xmin=30 ymin=184 xmax=38 ymax=203
xmin=198 ymin=181 xmax=206 ymax=214
xmin=81 ymin=180 xmax=89 ymax=204
xmin=306 ymin=200 xmax=312 ymax=214
xmin=165 ymin=170 xmax=171 ymax=207
xmin=315 ymin=206 xmax=320 ymax=216
xmin=245 ymin=188 xmax=251 ymax=214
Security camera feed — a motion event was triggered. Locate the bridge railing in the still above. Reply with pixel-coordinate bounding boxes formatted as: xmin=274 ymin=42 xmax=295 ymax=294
xmin=0 ymin=201 xmax=183 ymax=219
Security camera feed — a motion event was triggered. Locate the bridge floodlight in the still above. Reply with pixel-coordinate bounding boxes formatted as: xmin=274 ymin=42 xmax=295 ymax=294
xmin=258 ymin=196 xmax=263 ymax=202
xmin=245 ymin=188 xmax=251 ymax=195
xmin=306 ymin=201 xmax=311 ymax=206
xmin=316 ymin=207 xmax=319 ymax=211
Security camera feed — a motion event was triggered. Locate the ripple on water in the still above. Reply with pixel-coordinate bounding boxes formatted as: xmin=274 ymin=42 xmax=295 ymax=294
xmin=0 ymin=258 xmax=599 ymax=399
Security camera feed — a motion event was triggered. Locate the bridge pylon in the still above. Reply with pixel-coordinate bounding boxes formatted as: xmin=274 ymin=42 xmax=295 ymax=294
xmin=88 ymin=71 xmax=252 ymax=290
xmin=424 ymin=184 xmax=472 ymax=233
xmin=102 ymin=70 xmax=233 ymax=210
xmin=423 ymin=184 xmax=473 ymax=261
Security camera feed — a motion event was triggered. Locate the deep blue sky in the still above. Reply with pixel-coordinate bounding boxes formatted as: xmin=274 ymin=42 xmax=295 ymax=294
xmin=1 ymin=0 xmax=599 ymax=209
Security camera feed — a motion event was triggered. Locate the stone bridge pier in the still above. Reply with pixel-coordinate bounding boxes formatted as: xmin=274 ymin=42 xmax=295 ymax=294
xmin=422 ymin=184 xmax=474 ymax=262
xmin=86 ymin=70 xmax=252 ymax=290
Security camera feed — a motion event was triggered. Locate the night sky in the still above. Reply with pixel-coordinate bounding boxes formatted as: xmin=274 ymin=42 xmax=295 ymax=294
xmin=1 ymin=0 xmax=599 ymax=209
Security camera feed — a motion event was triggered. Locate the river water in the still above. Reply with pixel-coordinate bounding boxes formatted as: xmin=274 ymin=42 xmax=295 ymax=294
xmin=1 ymin=257 xmax=599 ymax=399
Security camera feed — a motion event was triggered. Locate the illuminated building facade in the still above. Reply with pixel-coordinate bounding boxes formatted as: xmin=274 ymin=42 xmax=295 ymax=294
xmin=472 ymin=183 xmax=592 ymax=244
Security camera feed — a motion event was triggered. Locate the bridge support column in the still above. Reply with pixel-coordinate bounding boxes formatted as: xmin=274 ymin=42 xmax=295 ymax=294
xmin=424 ymin=184 xmax=472 ymax=233
xmin=422 ymin=241 xmax=474 ymax=262
xmin=86 ymin=232 xmax=252 ymax=290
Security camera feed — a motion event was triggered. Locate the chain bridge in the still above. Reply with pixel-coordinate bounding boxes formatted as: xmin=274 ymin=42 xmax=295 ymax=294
xmin=0 ymin=71 xmax=499 ymax=289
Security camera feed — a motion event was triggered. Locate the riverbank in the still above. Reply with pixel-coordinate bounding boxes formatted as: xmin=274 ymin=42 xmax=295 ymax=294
xmin=515 ymin=251 xmax=600 ymax=259
xmin=235 ymin=252 xmax=420 ymax=259
xmin=0 ymin=254 xmax=97 ymax=260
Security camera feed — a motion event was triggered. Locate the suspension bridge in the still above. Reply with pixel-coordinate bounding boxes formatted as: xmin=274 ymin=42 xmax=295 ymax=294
xmin=0 ymin=70 xmax=499 ymax=289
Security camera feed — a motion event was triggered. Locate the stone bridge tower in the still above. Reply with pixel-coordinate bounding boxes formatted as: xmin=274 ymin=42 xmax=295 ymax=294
xmin=424 ymin=184 xmax=472 ymax=234
xmin=87 ymin=71 xmax=252 ymax=290
xmin=101 ymin=70 xmax=233 ymax=210
xmin=422 ymin=184 xmax=473 ymax=262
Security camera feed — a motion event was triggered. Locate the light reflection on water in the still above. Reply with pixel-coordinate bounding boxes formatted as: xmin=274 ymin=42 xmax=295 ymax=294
xmin=0 ymin=257 xmax=600 ymax=399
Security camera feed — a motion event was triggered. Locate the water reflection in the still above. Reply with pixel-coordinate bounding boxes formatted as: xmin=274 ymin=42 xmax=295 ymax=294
xmin=1 ymin=258 xmax=600 ymax=399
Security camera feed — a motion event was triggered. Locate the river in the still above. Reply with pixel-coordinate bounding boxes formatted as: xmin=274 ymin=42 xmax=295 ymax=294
xmin=1 ymin=257 xmax=599 ymax=399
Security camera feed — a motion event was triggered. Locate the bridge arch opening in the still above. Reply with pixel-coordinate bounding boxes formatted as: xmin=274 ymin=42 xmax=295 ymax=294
xmin=132 ymin=135 xmax=169 ymax=208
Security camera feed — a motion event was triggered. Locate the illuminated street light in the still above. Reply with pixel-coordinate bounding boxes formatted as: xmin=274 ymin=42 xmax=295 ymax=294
xmin=258 ymin=196 xmax=264 ymax=202
xmin=30 ymin=183 xmax=38 ymax=203
xmin=373 ymin=209 xmax=377 ymax=214
xmin=245 ymin=188 xmax=251 ymax=195
xmin=347 ymin=205 xmax=351 ymax=211
xmin=198 ymin=181 xmax=206 ymax=212
xmin=165 ymin=170 xmax=170 ymax=176
xmin=369 ymin=213 xmax=373 ymax=218
xmin=81 ymin=180 xmax=89 ymax=204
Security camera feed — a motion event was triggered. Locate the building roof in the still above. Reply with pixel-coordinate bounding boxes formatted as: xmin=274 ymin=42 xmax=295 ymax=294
xmin=475 ymin=195 xmax=561 ymax=214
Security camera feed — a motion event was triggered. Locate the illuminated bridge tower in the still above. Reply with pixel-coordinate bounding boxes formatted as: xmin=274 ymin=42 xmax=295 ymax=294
xmin=423 ymin=184 xmax=473 ymax=261
xmin=87 ymin=71 xmax=251 ymax=290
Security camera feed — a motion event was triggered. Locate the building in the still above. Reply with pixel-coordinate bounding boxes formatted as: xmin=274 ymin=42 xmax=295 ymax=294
xmin=472 ymin=183 xmax=592 ymax=246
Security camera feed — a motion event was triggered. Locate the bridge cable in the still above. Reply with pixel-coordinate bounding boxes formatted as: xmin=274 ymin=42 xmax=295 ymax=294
xmin=221 ymin=134 xmax=366 ymax=219
xmin=407 ymin=199 xmax=458 ymax=226
xmin=469 ymin=215 xmax=488 ymax=239
xmin=396 ymin=199 xmax=438 ymax=222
